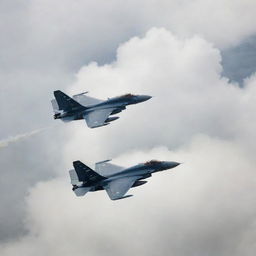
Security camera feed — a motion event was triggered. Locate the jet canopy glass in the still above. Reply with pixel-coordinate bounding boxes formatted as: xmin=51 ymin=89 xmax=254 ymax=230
xmin=120 ymin=93 xmax=134 ymax=98
xmin=144 ymin=160 xmax=162 ymax=165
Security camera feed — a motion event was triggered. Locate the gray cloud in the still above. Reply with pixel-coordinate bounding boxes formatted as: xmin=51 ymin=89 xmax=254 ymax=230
xmin=1 ymin=137 xmax=256 ymax=256
xmin=1 ymin=0 xmax=256 ymax=71
xmin=0 ymin=127 xmax=68 ymax=241
xmin=66 ymin=29 xmax=256 ymax=159
xmin=0 ymin=0 xmax=256 ymax=254
xmin=1 ymin=28 xmax=255 ymax=255
xmin=222 ymin=35 xmax=256 ymax=85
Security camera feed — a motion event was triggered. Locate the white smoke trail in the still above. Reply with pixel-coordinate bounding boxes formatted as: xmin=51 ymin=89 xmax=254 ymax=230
xmin=0 ymin=128 xmax=46 ymax=148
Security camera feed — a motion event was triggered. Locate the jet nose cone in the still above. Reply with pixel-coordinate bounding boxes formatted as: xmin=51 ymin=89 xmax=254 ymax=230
xmin=172 ymin=162 xmax=180 ymax=168
xmin=138 ymin=95 xmax=152 ymax=102
xmin=166 ymin=161 xmax=180 ymax=169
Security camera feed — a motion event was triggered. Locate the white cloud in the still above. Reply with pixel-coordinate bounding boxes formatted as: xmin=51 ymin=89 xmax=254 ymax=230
xmin=1 ymin=0 xmax=256 ymax=248
xmin=1 ymin=136 xmax=256 ymax=256
xmin=2 ymin=0 xmax=256 ymax=71
xmin=66 ymin=28 xmax=256 ymax=158
xmin=1 ymin=28 xmax=255 ymax=256
xmin=26 ymin=0 xmax=256 ymax=51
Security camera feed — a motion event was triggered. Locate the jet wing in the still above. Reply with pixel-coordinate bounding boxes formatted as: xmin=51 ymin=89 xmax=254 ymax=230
xmin=73 ymin=94 xmax=103 ymax=106
xmin=104 ymin=176 xmax=141 ymax=200
xmin=95 ymin=160 xmax=124 ymax=176
xmin=83 ymin=108 xmax=115 ymax=128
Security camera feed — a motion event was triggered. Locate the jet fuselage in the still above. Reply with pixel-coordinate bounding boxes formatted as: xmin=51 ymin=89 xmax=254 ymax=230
xmin=70 ymin=159 xmax=180 ymax=199
xmin=81 ymin=160 xmax=180 ymax=189
xmin=55 ymin=94 xmax=151 ymax=122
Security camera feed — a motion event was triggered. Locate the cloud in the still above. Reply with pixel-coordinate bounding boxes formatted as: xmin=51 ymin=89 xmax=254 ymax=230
xmin=66 ymin=28 xmax=256 ymax=159
xmin=0 ymin=126 xmax=68 ymax=242
xmin=1 ymin=0 xmax=256 ymax=71
xmin=1 ymin=28 xmax=255 ymax=255
xmin=1 ymin=0 xmax=256 ymax=251
xmin=221 ymin=35 xmax=256 ymax=84
xmin=1 ymin=136 xmax=256 ymax=256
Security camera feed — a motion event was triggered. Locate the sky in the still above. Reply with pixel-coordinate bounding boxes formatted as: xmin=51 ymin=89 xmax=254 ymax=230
xmin=0 ymin=0 xmax=256 ymax=255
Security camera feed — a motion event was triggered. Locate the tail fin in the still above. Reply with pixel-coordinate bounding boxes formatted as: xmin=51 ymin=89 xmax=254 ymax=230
xmin=69 ymin=169 xmax=91 ymax=197
xmin=73 ymin=187 xmax=90 ymax=197
xmin=51 ymin=99 xmax=60 ymax=114
xmin=69 ymin=169 xmax=80 ymax=185
xmin=73 ymin=161 xmax=106 ymax=186
xmin=53 ymin=90 xmax=84 ymax=112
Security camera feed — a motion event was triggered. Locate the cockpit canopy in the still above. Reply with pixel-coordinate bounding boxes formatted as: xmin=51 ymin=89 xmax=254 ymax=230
xmin=121 ymin=93 xmax=134 ymax=98
xmin=144 ymin=160 xmax=162 ymax=165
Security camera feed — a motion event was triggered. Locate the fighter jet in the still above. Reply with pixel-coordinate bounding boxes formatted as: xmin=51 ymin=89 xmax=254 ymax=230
xmin=69 ymin=159 xmax=180 ymax=200
xmin=51 ymin=90 xmax=151 ymax=128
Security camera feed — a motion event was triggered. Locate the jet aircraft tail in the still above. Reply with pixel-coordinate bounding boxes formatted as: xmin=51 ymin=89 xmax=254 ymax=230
xmin=69 ymin=161 xmax=106 ymax=197
xmin=73 ymin=161 xmax=106 ymax=185
xmin=53 ymin=90 xmax=85 ymax=112
xmin=51 ymin=99 xmax=60 ymax=114
xmin=69 ymin=169 xmax=80 ymax=185
xmin=69 ymin=169 xmax=90 ymax=196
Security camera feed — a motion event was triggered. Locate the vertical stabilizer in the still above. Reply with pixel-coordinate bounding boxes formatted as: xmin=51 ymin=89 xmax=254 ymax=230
xmin=53 ymin=90 xmax=85 ymax=112
xmin=69 ymin=169 xmax=80 ymax=185
xmin=73 ymin=161 xmax=106 ymax=185
xmin=51 ymin=99 xmax=59 ymax=113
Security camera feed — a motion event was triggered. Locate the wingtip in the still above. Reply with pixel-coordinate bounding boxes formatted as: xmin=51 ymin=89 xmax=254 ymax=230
xmin=112 ymin=195 xmax=133 ymax=201
xmin=96 ymin=159 xmax=112 ymax=164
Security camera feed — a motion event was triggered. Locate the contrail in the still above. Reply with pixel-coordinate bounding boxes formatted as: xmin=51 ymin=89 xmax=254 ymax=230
xmin=0 ymin=128 xmax=47 ymax=149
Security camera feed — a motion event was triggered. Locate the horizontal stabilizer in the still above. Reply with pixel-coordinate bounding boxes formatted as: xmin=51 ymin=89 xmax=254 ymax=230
xmin=73 ymin=187 xmax=91 ymax=197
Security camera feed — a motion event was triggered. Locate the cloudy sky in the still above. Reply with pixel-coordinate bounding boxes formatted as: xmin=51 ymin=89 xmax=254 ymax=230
xmin=1 ymin=0 xmax=256 ymax=255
